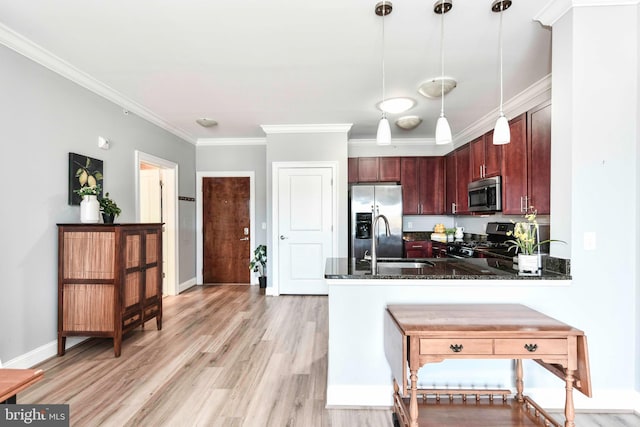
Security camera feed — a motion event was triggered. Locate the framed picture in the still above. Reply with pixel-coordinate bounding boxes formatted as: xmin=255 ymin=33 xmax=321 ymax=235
xmin=68 ymin=153 xmax=103 ymax=205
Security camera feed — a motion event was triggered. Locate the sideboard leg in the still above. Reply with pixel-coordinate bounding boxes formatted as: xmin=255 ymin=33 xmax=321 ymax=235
xmin=564 ymin=370 xmax=575 ymax=427
xmin=515 ymin=358 xmax=524 ymax=402
xmin=409 ymin=369 xmax=419 ymax=427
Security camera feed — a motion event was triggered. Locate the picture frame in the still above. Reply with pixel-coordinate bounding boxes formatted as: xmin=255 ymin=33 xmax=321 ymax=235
xmin=68 ymin=153 xmax=103 ymax=205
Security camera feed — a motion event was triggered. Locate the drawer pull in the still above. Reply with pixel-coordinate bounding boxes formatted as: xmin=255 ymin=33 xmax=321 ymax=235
xmin=524 ymin=343 xmax=538 ymax=352
xmin=449 ymin=344 xmax=463 ymax=353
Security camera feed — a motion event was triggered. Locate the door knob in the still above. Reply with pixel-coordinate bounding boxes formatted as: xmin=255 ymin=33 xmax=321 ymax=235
xmin=280 ymin=235 xmax=288 ymax=240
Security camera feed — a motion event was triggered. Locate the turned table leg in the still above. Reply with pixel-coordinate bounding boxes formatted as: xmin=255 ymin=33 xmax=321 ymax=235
xmin=564 ymin=370 xmax=575 ymax=427
xmin=515 ymin=359 xmax=524 ymax=402
xmin=409 ymin=369 xmax=419 ymax=427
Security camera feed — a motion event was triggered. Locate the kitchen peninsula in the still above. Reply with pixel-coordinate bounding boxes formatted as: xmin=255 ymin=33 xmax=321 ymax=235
xmin=324 ymin=256 xmax=573 ymax=409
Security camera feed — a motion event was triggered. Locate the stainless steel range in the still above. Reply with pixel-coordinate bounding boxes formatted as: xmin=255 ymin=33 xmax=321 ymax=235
xmin=445 ymin=222 xmax=517 ymax=259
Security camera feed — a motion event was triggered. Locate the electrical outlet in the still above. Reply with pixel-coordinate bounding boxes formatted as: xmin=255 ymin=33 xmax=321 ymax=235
xmin=407 ymin=221 xmax=413 ymax=229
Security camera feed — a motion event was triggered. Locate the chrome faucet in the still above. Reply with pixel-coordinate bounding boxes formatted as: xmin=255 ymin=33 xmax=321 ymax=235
xmin=370 ymin=210 xmax=390 ymax=274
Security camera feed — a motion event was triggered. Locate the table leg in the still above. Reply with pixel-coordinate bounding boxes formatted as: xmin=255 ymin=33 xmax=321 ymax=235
xmin=564 ymin=370 xmax=575 ymax=427
xmin=409 ymin=369 xmax=419 ymax=427
xmin=515 ymin=359 xmax=524 ymax=402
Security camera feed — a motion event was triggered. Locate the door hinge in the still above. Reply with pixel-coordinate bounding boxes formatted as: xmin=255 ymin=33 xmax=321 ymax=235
xmin=162 ymin=272 xmax=166 ymax=278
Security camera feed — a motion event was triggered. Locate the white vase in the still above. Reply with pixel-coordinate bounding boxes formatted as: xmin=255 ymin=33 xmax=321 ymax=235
xmin=518 ymin=254 xmax=540 ymax=275
xmin=80 ymin=195 xmax=100 ymax=223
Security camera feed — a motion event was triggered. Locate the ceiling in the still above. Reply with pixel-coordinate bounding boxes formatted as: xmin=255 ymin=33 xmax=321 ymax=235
xmin=0 ymin=0 xmax=552 ymax=144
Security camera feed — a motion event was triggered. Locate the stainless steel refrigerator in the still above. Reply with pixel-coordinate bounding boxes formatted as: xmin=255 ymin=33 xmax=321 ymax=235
xmin=350 ymin=184 xmax=403 ymax=259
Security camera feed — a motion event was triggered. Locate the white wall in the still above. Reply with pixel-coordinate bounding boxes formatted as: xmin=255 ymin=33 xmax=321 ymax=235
xmin=550 ymin=3 xmax=639 ymax=397
xmin=0 ymin=44 xmax=196 ymax=365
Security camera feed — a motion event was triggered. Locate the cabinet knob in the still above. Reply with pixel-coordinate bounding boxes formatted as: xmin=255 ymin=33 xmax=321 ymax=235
xmin=524 ymin=343 xmax=538 ymax=352
xmin=449 ymin=344 xmax=463 ymax=353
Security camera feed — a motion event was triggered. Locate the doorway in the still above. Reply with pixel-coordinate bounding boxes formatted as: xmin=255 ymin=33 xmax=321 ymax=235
xmin=135 ymin=151 xmax=178 ymax=296
xmin=196 ymin=171 xmax=256 ymax=285
xmin=271 ymin=162 xmax=337 ymax=295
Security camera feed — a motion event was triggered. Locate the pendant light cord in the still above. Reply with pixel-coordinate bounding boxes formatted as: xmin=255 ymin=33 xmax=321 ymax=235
xmin=381 ymin=1 xmax=386 ymax=118
xmin=498 ymin=4 xmax=504 ymax=115
xmin=440 ymin=0 xmax=445 ymax=117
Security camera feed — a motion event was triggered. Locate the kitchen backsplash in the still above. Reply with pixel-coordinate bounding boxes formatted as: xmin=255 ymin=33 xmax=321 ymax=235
xmin=403 ymin=213 xmax=550 ymax=236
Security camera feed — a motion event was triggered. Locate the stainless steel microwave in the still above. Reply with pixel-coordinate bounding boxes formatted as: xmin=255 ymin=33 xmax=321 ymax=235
xmin=468 ymin=176 xmax=502 ymax=212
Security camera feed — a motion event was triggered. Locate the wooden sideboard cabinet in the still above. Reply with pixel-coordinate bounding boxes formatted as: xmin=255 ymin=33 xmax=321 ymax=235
xmin=57 ymin=223 xmax=163 ymax=357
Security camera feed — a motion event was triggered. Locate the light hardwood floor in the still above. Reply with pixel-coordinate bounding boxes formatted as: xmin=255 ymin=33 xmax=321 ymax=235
xmin=20 ymin=285 xmax=640 ymax=427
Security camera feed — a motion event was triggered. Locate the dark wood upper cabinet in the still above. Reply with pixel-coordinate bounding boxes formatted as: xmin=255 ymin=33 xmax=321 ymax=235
xmin=527 ymin=101 xmax=551 ymax=214
xmin=501 ymin=113 xmax=528 ymax=214
xmin=357 ymin=157 xmax=379 ymax=182
xmin=445 ymin=151 xmax=457 ymax=214
xmin=401 ymin=157 xmax=445 ymax=215
xmin=378 ymin=157 xmax=401 ymax=182
xmin=350 ymin=156 xmax=401 ymax=183
xmin=348 ymin=157 xmax=359 ymax=183
xmin=470 ymin=134 xmax=502 ymax=181
xmin=454 ymin=145 xmax=471 ymax=214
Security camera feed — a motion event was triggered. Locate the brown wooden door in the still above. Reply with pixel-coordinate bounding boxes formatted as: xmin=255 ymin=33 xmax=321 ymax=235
xmin=357 ymin=157 xmax=379 ymax=182
xmin=470 ymin=136 xmax=485 ymax=181
xmin=455 ymin=145 xmax=471 ymax=214
xmin=203 ymin=177 xmax=250 ymax=283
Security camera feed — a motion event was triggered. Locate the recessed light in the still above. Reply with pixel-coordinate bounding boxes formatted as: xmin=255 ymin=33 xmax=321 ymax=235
xmin=418 ymin=77 xmax=457 ymax=99
xmin=376 ymin=97 xmax=416 ymax=114
xmin=196 ymin=118 xmax=218 ymax=128
xmin=395 ymin=116 xmax=422 ymax=130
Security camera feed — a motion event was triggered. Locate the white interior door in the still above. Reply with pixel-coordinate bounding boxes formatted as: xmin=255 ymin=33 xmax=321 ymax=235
xmin=278 ymin=166 xmax=333 ymax=295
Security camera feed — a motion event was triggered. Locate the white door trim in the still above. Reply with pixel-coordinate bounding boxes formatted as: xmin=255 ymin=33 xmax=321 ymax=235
xmin=270 ymin=161 xmax=338 ymax=296
xmin=134 ymin=150 xmax=179 ymax=296
xmin=196 ymin=171 xmax=256 ymax=285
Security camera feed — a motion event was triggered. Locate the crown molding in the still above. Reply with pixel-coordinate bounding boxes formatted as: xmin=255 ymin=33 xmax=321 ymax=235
xmin=0 ymin=22 xmax=196 ymax=144
xmin=260 ymin=124 xmax=353 ymax=135
xmin=452 ymin=74 xmax=552 ymax=146
xmin=197 ymin=138 xmax=266 ymax=146
xmin=348 ymin=138 xmax=435 ymax=146
xmin=535 ymin=0 xmax=640 ymax=26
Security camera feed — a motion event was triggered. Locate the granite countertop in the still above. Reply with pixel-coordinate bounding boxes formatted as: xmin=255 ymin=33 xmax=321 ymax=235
xmin=324 ymin=257 xmax=570 ymax=280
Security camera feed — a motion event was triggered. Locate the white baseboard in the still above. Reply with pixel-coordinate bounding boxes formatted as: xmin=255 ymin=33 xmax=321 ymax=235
xmin=326 ymin=385 xmax=394 ymax=408
xmin=3 ymin=337 xmax=88 ymax=369
xmin=178 ymin=277 xmax=197 ymax=294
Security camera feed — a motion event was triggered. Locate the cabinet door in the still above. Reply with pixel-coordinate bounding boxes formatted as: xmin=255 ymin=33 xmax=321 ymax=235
xmin=357 ymin=157 xmax=379 ymax=182
xmin=419 ymin=157 xmax=445 ymax=214
xmin=400 ymin=157 xmax=420 ymax=214
xmin=445 ymin=152 xmax=457 ymax=214
xmin=483 ymin=132 xmax=502 ymax=178
xmin=379 ymin=157 xmax=401 ymax=182
xmin=527 ymin=102 xmax=551 ymax=214
xmin=348 ymin=158 xmax=359 ymax=183
xmin=470 ymin=136 xmax=485 ymax=181
xmin=455 ymin=145 xmax=471 ymax=214
xmin=501 ymin=114 xmax=528 ymax=214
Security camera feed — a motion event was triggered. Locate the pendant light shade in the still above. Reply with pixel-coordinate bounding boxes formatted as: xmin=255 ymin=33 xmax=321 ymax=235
xmin=492 ymin=0 xmax=511 ymax=145
xmin=493 ymin=114 xmax=510 ymax=145
xmin=377 ymin=115 xmax=392 ymax=145
xmin=435 ymin=115 xmax=452 ymax=145
xmin=434 ymin=0 xmax=453 ymax=145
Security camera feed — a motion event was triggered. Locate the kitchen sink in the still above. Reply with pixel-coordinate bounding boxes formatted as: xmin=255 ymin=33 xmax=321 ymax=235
xmin=376 ymin=261 xmax=434 ymax=268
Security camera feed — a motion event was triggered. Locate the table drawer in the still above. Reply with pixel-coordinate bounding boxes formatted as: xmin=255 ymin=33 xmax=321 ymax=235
xmin=494 ymin=339 xmax=567 ymax=356
xmin=420 ymin=338 xmax=493 ymax=355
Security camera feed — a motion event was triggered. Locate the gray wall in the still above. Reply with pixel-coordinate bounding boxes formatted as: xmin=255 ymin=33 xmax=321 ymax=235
xmin=0 ymin=45 xmax=196 ymax=364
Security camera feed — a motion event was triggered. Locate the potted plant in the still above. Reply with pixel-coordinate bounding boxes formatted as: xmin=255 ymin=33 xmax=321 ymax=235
xmin=99 ymin=192 xmax=121 ymax=224
xmin=74 ymin=184 xmax=102 ymax=223
xmin=249 ymin=244 xmax=267 ymax=288
xmin=506 ymin=212 xmax=564 ymax=275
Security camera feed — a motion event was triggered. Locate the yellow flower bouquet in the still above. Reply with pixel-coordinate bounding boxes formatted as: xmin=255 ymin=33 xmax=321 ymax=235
xmin=506 ymin=213 xmax=564 ymax=255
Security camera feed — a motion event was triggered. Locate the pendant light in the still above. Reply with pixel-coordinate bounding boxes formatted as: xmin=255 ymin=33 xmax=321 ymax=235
xmin=434 ymin=0 xmax=453 ymax=145
xmin=375 ymin=1 xmax=392 ymax=145
xmin=492 ymin=0 xmax=512 ymax=145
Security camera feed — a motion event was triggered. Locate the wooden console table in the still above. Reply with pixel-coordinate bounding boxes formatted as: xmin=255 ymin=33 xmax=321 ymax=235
xmin=384 ymin=304 xmax=591 ymax=427
xmin=0 ymin=369 xmax=44 ymax=404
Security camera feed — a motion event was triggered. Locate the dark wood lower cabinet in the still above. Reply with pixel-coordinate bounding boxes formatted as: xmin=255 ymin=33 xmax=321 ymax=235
xmin=57 ymin=223 xmax=163 ymax=357
xmin=404 ymin=240 xmax=432 ymax=258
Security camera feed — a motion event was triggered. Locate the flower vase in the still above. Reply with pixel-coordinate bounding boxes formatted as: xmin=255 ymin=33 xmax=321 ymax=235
xmin=80 ymin=195 xmax=100 ymax=223
xmin=518 ymin=254 xmax=540 ymax=276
